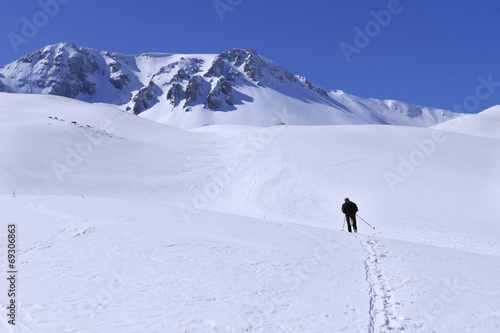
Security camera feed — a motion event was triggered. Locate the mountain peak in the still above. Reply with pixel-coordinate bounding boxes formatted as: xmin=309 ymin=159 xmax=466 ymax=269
xmin=0 ymin=42 xmax=461 ymax=129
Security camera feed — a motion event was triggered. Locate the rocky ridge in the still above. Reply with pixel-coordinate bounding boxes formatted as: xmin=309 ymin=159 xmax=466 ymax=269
xmin=0 ymin=42 xmax=460 ymax=128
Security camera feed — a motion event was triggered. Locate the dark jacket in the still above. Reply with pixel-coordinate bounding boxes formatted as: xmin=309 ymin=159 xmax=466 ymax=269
xmin=342 ymin=201 xmax=358 ymax=216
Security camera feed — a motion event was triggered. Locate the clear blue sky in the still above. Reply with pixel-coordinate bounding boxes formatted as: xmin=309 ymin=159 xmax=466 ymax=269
xmin=1 ymin=0 xmax=499 ymax=113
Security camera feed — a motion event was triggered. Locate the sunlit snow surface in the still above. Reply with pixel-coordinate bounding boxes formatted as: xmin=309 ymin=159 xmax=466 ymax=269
xmin=0 ymin=93 xmax=499 ymax=332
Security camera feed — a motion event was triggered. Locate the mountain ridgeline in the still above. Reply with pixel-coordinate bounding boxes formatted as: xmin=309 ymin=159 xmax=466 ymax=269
xmin=0 ymin=42 xmax=459 ymax=129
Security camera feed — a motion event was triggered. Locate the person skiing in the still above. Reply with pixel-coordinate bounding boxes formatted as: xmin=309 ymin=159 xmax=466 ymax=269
xmin=342 ymin=198 xmax=358 ymax=233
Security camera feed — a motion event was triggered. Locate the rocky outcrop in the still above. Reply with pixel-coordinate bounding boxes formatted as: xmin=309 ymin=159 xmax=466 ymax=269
xmin=204 ymin=56 xmax=225 ymax=78
xmin=204 ymin=49 xmax=265 ymax=84
xmin=2 ymin=43 xmax=452 ymax=127
xmin=0 ymin=75 xmax=11 ymax=93
xmin=153 ymin=57 xmax=204 ymax=84
xmin=0 ymin=44 xmax=336 ymax=116
xmin=207 ymin=77 xmax=234 ymax=110
xmin=185 ymin=75 xmax=207 ymax=106
xmin=23 ymin=43 xmax=100 ymax=98
xmin=0 ymin=43 xmax=144 ymax=102
xmin=220 ymin=76 xmax=232 ymax=95
xmin=108 ymin=60 xmax=132 ymax=89
xmin=207 ymin=85 xmax=223 ymax=110
xmin=243 ymin=51 xmax=266 ymax=83
xmin=166 ymin=83 xmax=184 ymax=107
xmin=131 ymin=81 xmax=160 ymax=115
xmin=297 ymin=76 xmax=329 ymax=97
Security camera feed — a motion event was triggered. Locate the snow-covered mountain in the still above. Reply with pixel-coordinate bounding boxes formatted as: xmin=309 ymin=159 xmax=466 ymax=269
xmin=0 ymin=42 xmax=460 ymax=129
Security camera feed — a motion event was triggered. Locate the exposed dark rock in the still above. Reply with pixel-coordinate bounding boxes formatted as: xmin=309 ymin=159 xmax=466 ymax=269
xmin=243 ymin=52 xmax=266 ymax=83
xmin=205 ymin=49 xmax=266 ymax=84
xmin=0 ymin=74 xmax=11 ymax=92
xmin=206 ymin=77 xmax=234 ymax=110
xmin=0 ymin=80 xmax=8 ymax=92
xmin=110 ymin=75 xmax=132 ymax=90
xmin=297 ymin=76 xmax=328 ymax=97
xmin=81 ymin=80 xmax=97 ymax=95
xmin=0 ymin=44 xmax=339 ymax=118
xmin=221 ymin=49 xmax=250 ymax=67
xmin=185 ymin=75 xmax=207 ymax=106
xmin=15 ymin=43 xmax=102 ymax=98
xmin=132 ymin=81 xmax=160 ymax=115
xmin=226 ymin=92 xmax=235 ymax=106
xmin=166 ymin=83 xmax=184 ymax=107
xmin=204 ymin=57 xmax=225 ymax=78
xmin=207 ymin=88 xmax=222 ymax=110
xmin=220 ymin=77 xmax=232 ymax=95
xmin=107 ymin=60 xmax=132 ymax=89
xmin=227 ymin=68 xmax=243 ymax=82
xmin=155 ymin=58 xmax=203 ymax=84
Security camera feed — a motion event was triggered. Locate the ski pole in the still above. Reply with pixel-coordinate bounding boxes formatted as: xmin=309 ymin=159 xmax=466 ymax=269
xmin=357 ymin=214 xmax=375 ymax=229
xmin=342 ymin=216 xmax=346 ymax=231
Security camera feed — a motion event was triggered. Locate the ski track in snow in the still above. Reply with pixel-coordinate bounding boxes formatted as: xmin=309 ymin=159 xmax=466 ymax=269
xmin=0 ymin=316 xmax=14 ymax=333
xmin=22 ymin=197 xmax=94 ymax=258
xmin=2 ymin=96 xmax=499 ymax=332
xmin=14 ymin=197 xmax=94 ymax=332
xmin=357 ymin=234 xmax=406 ymax=333
xmin=1 ymin=294 xmax=38 ymax=332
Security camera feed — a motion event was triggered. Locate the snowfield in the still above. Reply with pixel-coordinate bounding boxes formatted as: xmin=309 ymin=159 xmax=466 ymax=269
xmin=0 ymin=93 xmax=499 ymax=332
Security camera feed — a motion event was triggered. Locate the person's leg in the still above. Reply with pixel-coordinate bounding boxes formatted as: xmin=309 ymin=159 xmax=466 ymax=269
xmin=346 ymin=216 xmax=352 ymax=232
xmin=352 ymin=215 xmax=357 ymax=233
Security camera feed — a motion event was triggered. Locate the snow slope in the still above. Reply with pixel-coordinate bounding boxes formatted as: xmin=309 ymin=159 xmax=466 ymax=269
xmin=432 ymin=105 xmax=500 ymax=138
xmin=1 ymin=93 xmax=499 ymax=332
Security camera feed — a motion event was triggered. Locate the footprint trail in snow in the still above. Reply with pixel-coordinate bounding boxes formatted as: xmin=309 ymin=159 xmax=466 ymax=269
xmin=357 ymin=234 xmax=406 ymax=333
